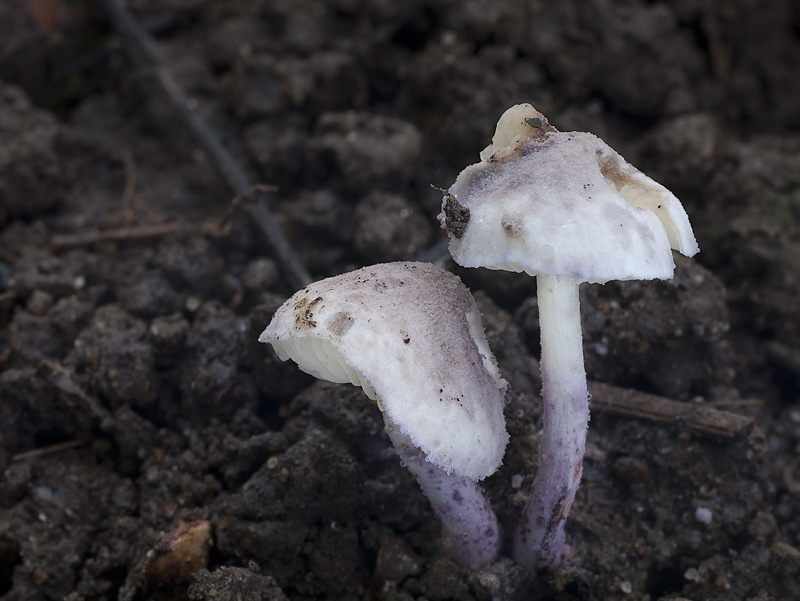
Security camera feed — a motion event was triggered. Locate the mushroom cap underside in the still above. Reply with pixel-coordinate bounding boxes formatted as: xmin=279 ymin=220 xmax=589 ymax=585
xmin=259 ymin=261 xmax=509 ymax=482
xmin=441 ymin=130 xmax=698 ymax=284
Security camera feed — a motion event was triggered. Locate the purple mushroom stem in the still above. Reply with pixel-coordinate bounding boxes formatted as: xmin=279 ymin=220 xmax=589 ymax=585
xmin=387 ymin=423 xmax=501 ymax=569
xmin=513 ymin=274 xmax=588 ymax=571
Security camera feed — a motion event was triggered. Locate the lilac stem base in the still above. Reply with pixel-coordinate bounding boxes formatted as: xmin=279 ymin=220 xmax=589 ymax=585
xmin=387 ymin=424 xmax=501 ymax=569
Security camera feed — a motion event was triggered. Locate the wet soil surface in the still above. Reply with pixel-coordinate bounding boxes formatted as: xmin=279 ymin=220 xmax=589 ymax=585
xmin=1 ymin=1 xmax=800 ymax=600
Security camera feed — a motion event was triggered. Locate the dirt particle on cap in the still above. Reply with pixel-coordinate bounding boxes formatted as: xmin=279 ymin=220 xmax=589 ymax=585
xmin=441 ymin=194 xmax=471 ymax=239
xmin=293 ymin=296 xmax=319 ymax=329
xmin=501 ymin=214 xmax=522 ymax=237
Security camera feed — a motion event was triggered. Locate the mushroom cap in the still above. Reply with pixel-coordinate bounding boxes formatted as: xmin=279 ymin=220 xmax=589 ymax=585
xmin=259 ymin=262 xmax=509 ymax=481
xmin=439 ymin=105 xmax=698 ymax=284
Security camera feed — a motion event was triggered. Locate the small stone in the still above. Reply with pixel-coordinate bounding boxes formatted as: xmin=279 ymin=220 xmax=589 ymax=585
xmin=149 ymin=313 xmax=189 ymax=362
xmin=374 ymin=535 xmax=423 ymax=583
xmin=695 ymin=506 xmax=712 ymax=525
xmin=25 ymin=289 xmax=54 ymax=315
xmin=186 ymin=296 xmax=202 ymax=312
xmin=144 ymin=520 xmax=213 ymax=587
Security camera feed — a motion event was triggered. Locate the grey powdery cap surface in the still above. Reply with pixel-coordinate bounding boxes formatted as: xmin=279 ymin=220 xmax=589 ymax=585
xmin=259 ymin=261 xmax=509 ymax=482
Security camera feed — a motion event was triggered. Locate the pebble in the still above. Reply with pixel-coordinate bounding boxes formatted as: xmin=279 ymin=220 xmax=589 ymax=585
xmin=695 ymin=506 xmax=713 ymax=525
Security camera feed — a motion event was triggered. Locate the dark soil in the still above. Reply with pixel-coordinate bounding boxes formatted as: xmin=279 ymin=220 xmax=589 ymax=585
xmin=2 ymin=1 xmax=800 ymax=600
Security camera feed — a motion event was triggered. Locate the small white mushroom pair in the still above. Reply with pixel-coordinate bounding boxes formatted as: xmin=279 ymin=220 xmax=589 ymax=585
xmin=261 ymin=104 xmax=698 ymax=573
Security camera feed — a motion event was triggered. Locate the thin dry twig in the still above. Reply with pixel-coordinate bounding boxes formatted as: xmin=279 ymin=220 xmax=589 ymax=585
xmin=589 ymin=381 xmax=755 ymax=442
xmin=11 ymin=439 xmax=93 ymax=463
xmin=38 ymin=359 xmax=115 ymax=430
xmin=218 ymin=184 xmax=278 ymax=230
xmin=708 ymin=398 xmax=764 ymax=410
xmin=3 ymin=362 xmax=114 ymax=467
xmin=702 ymin=9 xmax=731 ymax=83
xmin=50 ymin=223 xmax=179 ymax=252
xmin=94 ymin=0 xmax=312 ymax=290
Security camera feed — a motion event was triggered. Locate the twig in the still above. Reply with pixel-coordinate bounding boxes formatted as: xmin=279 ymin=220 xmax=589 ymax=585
xmin=589 ymin=381 xmax=755 ymax=442
xmin=218 ymin=184 xmax=277 ymax=229
xmin=773 ymin=541 xmax=800 ymax=569
xmin=708 ymin=398 xmax=764 ymax=410
xmin=38 ymin=359 xmax=115 ymax=430
xmin=702 ymin=10 xmax=730 ymax=83
xmin=50 ymin=223 xmax=179 ymax=251
xmin=3 ymin=363 xmax=114 ymax=467
xmin=72 ymin=14 xmax=179 ymax=76
xmin=94 ymin=0 xmax=312 ymax=290
xmin=11 ymin=439 xmax=93 ymax=463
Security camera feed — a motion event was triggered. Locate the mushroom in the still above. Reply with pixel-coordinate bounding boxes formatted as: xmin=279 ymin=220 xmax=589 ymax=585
xmin=438 ymin=104 xmax=699 ymax=571
xmin=259 ymin=261 xmax=509 ymax=568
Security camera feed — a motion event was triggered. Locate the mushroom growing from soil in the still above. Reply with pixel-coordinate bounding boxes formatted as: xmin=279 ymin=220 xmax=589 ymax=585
xmin=438 ymin=104 xmax=699 ymax=571
xmin=259 ymin=261 xmax=509 ymax=568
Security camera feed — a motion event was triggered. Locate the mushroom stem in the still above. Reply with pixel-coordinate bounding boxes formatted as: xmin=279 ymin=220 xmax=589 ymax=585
xmin=513 ymin=274 xmax=589 ymax=571
xmin=386 ymin=421 xmax=501 ymax=569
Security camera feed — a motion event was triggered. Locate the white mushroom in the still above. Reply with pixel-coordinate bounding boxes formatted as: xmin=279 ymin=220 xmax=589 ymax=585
xmin=438 ymin=104 xmax=699 ymax=571
xmin=259 ymin=261 xmax=509 ymax=567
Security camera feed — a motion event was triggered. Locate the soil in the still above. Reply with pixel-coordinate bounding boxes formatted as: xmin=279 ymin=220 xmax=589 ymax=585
xmin=1 ymin=1 xmax=799 ymax=600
